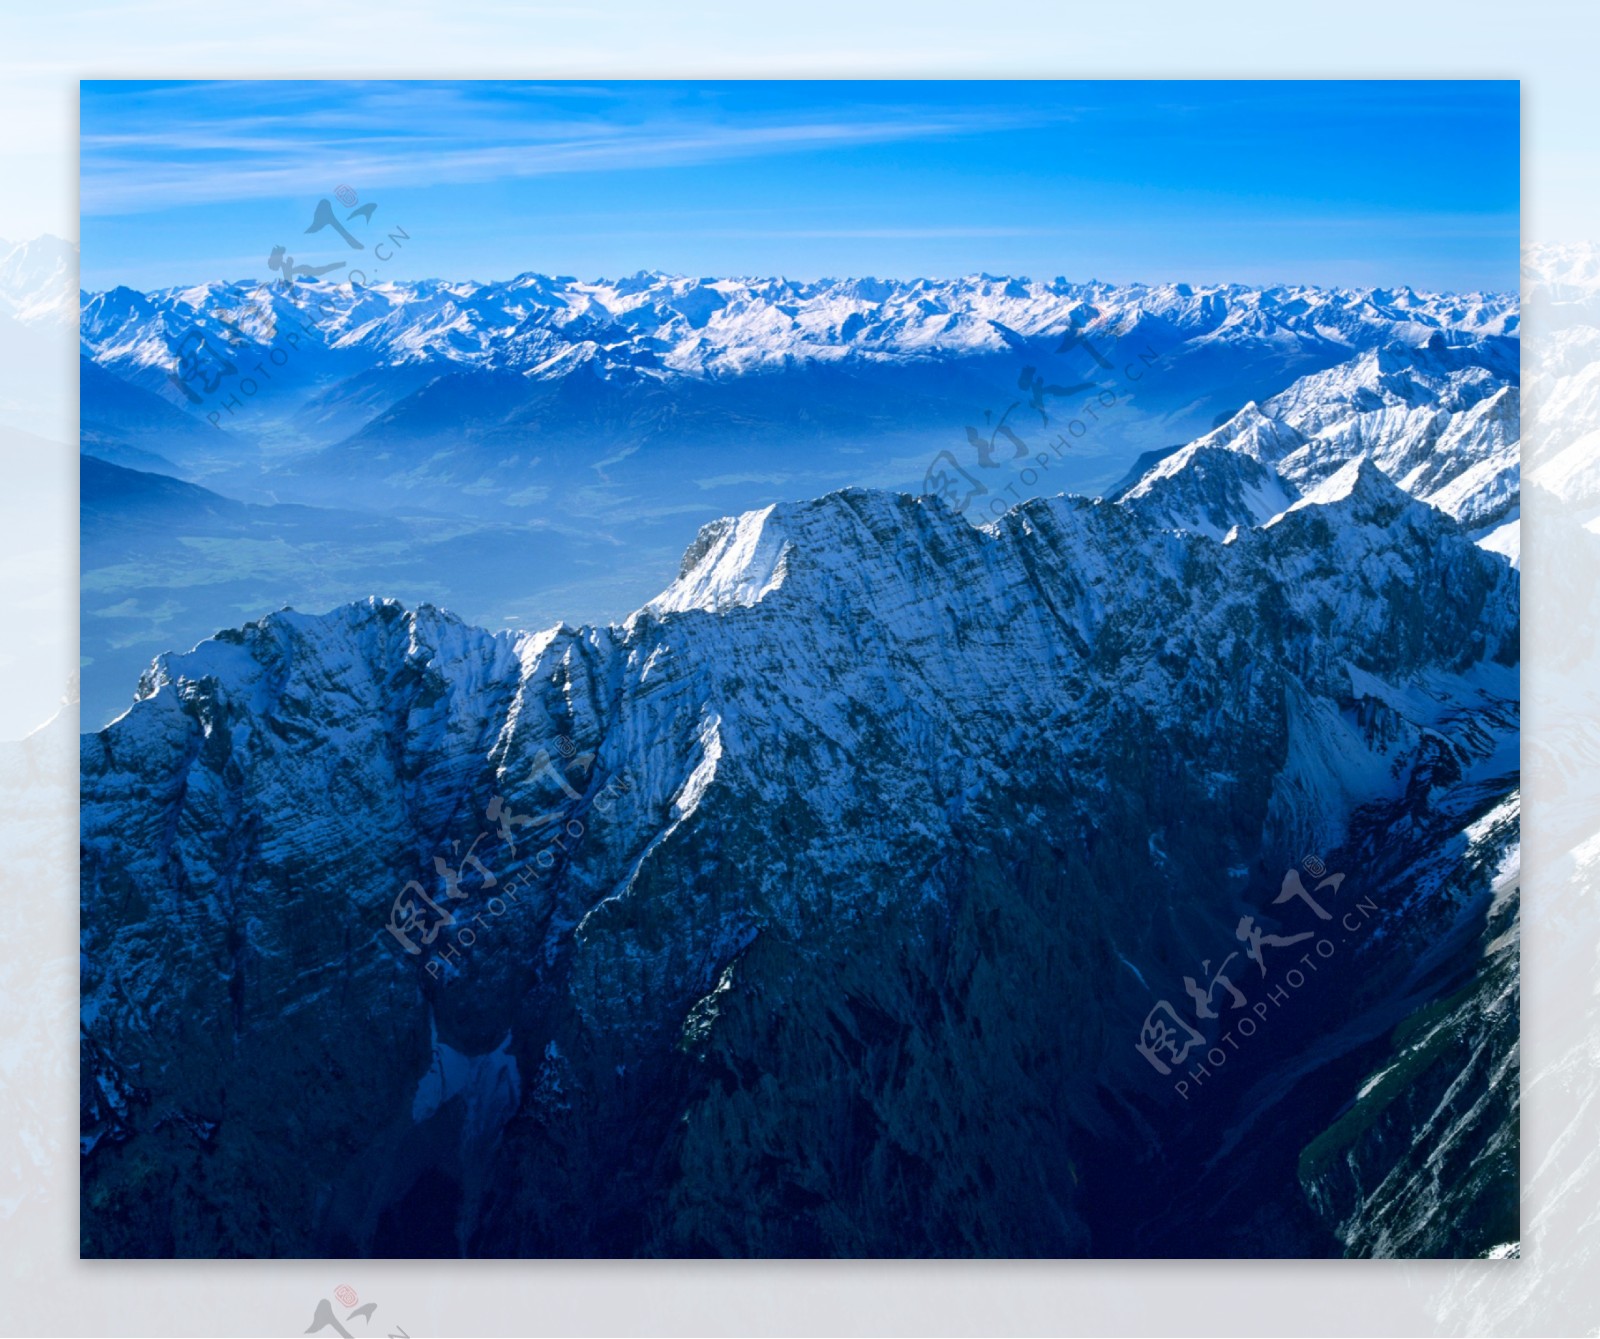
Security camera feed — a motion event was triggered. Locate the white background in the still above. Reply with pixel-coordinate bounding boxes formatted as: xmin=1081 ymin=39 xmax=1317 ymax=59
xmin=2 ymin=3 xmax=1596 ymax=1335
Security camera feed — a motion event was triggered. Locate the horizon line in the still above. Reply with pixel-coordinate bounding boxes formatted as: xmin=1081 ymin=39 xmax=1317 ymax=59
xmin=76 ymin=267 xmax=1524 ymax=302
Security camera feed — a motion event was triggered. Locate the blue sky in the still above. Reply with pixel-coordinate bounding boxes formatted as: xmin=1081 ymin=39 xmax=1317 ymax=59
xmin=80 ymin=80 xmax=1520 ymax=293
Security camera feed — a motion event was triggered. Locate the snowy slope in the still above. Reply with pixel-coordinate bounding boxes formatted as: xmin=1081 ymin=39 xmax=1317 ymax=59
xmin=1120 ymin=333 xmax=1520 ymax=546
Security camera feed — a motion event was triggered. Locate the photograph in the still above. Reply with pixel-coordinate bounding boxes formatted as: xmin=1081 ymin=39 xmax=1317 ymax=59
xmin=75 ymin=78 xmax=1522 ymax=1262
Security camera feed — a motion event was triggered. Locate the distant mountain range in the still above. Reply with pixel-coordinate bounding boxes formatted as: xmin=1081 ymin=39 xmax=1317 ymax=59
xmin=79 ymin=272 xmax=1521 ymax=728
xmin=81 ymin=270 xmax=1517 ymax=384
xmin=79 ymin=273 xmax=1517 ymax=502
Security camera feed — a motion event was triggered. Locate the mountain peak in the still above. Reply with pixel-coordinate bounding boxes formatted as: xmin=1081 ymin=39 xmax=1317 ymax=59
xmin=1 ymin=232 xmax=76 ymax=323
xmin=649 ymin=488 xmax=959 ymax=618
xmin=1119 ymin=444 xmax=1300 ymax=540
xmin=1265 ymin=455 xmax=1410 ymax=527
xmin=650 ymin=504 xmax=791 ymax=615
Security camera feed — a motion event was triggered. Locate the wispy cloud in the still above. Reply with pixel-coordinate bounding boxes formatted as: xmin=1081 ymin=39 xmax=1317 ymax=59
xmin=81 ymin=82 xmax=1065 ymax=215
xmin=701 ymin=226 xmax=1061 ymax=239
xmin=77 ymin=80 xmax=1520 ymax=294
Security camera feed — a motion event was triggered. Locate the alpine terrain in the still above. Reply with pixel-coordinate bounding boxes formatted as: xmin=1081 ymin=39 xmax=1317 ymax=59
xmin=80 ymin=271 xmax=1519 ymax=1258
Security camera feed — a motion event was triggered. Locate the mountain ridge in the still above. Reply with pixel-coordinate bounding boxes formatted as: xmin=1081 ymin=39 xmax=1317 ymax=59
xmin=82 ymin=462 xmax=1519 ymax=1258
xmin=82 ymin=271 xmax=1519 ymax=392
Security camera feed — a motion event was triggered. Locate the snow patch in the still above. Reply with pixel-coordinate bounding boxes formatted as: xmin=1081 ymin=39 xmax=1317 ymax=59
xmin=650 ymin=505 xmax=792 ymax=614
xmin=1477 ymin=518 xmax=1520 ymax=567
xmin=412 ymin=1024 xmax=522 ymax=1151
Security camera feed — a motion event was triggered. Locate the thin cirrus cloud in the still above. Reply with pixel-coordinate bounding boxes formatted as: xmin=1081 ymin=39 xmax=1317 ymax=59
xmin=681 ymin=227 xmax=1060 ymax=239
xmin=81 ymin=89 xmax=1065 ymax=215
xmin=79 ymin=80 xmax=1519 ymax=291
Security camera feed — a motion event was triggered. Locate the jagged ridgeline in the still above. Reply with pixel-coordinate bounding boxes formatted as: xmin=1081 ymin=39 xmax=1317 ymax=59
xmin=78 ymin=274 xmax=1519 ymax=734
xmin=81 ymin=451 xmax=1519 ymax=1253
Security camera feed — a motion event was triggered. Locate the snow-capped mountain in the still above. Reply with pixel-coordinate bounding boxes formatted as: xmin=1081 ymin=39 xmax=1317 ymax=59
xmin=1413 ymin=242 xmax=1600 ymax=1328
xmin=1 ymin=235 xmax=76 ymax=438
xmin=79 ymin=270 xmax=1520 ymax=732
xmin=78 ymin=273 xmax=1519 ymax=509
xmin=76 ymin=272 xmax=1520 ymax=527
xmin=80 ymin=271 xmax=1518 ymax=388
xmin=81 ymin=450 xmax=1518 ymax=1257
xmin=0 ymin=234 xmax=75 ymax=325
xmin=1118 ymin=333 xmax=1521 ymax=555
xmin=77 ymin=261 xmax=1523 ymax=1257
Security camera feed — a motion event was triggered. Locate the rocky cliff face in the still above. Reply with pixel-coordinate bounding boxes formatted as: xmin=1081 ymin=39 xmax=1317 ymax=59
xmin=80 ymin=454 xmax=1519 ymax=1257
xmin=1297 ymin=810 xmax=1519 ymax=1259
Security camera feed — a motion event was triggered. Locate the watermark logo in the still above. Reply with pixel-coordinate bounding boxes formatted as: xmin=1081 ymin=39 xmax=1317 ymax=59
xmin=383 ymin=735 xmax=633 ymax=981
xmin=923 ymin=304 xmax=1161 ymax=520
xmin=164 ymin=188 xmax=414 ymax=425
xmin=1134 ymin=1000 xmax=1206 ymax=1076
xmin=305 ymin=1285 xmax=407 ymax=1337
xmin=1133 ymin=856 xmax=1372 ymax=1100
